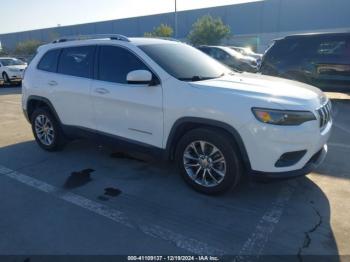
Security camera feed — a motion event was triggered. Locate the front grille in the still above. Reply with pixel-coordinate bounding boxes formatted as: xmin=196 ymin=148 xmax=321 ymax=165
xmin=316 ymin=101 xmax=332 ymax=128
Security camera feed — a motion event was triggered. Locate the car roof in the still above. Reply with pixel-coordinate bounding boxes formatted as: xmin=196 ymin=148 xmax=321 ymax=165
xmin=275 ymin=31 xmax=350 ymax=42
xmin=38 ymin=36 xmax=184 ymax=53
xmin=129 ymin=37 xmax=182 ymax=46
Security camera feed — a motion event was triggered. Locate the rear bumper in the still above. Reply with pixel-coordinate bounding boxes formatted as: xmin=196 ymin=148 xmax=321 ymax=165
xmin=250 ymin=144 xmax=327 ymax=178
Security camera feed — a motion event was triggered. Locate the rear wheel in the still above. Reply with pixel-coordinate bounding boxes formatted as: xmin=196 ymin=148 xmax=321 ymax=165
xmin=31 ymin=107 xmax=66 ymax=151
xmin=175 ymin=128 xmax=242 ymax=194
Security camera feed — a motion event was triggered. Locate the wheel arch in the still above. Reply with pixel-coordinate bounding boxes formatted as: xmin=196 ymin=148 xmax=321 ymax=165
xmin=165 ymin=117 xmax=251 ymax=171
xmin=26 ymin=95 xmax=61 ymax=124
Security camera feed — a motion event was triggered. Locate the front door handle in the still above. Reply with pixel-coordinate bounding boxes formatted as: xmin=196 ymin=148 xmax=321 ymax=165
xmin=48 ymin=80 xmax=58 ymax=86
xmin=94 ymin=88 xmax=110 ymax=95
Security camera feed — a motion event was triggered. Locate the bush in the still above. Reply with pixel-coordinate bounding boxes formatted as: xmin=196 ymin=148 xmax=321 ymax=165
xmin=188 ymin=15 xmax=230 ymax=46
xmin=14 ymin=40 xmax=42 ymax=56
xmin=0 ymin=49 xmax=8 ymax=56
xmin=144 ymin=24 xmax=174 ymax=38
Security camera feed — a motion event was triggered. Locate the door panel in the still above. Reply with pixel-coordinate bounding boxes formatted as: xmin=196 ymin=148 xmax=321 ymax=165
xmin=47 ymin=46 xmax=95 ymax=129
xmin=52 ymin=74 xmax=94 ymax=128
xmin=92 ymin=45 xmax=163 ymax=148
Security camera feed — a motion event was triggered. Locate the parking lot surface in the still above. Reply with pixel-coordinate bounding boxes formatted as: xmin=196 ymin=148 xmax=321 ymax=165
xmin=0 ymin=87 xmax=350 ymax=259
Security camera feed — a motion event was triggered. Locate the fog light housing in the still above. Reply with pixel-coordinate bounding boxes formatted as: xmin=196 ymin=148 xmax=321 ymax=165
xmin=275 ymin=150 xmax=307 ymax=167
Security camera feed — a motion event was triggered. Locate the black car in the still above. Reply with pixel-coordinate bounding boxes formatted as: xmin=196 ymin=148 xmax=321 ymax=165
xmin=198 ymin=46 xmax=258 ymax=73
xmin=260 ymin=32 xmax=350 ymax=92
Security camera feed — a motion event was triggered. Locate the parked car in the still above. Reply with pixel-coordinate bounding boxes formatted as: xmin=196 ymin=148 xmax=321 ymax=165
xmin=230 ymin=46 xmax=263 ymax=61
xmin=22 ymin=35 xmax=331 ymax=194
xmin=259 ymin=32 xmax=350 ymax=92
xmin=0 ymin=57 xmax=27 ymax=84
xmin=198 ymin=45 xmax=258 ymax=72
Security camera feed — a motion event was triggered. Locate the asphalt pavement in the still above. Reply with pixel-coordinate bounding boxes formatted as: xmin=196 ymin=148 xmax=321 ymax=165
xmin=0 ymin=86 xmax=349 ymax=261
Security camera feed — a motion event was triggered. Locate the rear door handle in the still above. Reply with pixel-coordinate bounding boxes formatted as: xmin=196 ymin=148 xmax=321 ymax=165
xmin=94 ymin=88 xmax=110 ymax=95
xmin=48 ymin=80 xmax=58 ymax=86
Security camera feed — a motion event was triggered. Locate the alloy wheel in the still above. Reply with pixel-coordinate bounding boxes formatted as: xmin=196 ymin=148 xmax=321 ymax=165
xmin=34 ymin=114 xmax=55 ymax=146
xmin=183 ymin=140 xmax=226 ymax=187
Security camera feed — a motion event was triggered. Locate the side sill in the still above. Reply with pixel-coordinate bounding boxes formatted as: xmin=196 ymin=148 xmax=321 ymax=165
xmin=62 ymin=125 xmax=167 ymax=160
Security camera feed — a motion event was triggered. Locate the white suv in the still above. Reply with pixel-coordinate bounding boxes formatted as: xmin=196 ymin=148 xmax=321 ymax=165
xmin=22 ymin=35 xmax=332 ymax=194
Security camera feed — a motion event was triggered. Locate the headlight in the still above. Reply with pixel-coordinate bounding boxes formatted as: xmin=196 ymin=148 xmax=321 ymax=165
xmin=252 ymin=108 xmax=316 ymax=126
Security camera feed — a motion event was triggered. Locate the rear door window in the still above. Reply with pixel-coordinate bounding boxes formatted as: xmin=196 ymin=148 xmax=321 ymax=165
xmin=58 ymin=46 xmax=95 ymax=78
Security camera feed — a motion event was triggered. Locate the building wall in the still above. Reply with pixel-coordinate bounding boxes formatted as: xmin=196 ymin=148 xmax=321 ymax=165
xmin=0 ymin=0 xmax=349 ymax=53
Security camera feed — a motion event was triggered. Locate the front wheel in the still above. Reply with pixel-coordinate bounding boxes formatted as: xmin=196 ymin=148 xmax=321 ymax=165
xmin=175 ymin=128 xmax=242 ymax=194
xmin=2 ymin=72 xmax=10 ymax=84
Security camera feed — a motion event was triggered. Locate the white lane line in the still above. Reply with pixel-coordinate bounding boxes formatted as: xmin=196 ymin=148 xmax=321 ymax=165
xmin=328 ymin=143 xmax=350 ymax=150
xmin=234 ymin=180 xmax=297 ymax=261
xmin=0 ymin=165 xmax=225 ymax=255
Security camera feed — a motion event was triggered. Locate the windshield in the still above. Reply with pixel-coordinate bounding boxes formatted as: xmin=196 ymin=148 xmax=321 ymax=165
xmin=139 ymin=43 xmax=229 ymax=81
xmin=0 ymin=58 xmax=26 ymax=66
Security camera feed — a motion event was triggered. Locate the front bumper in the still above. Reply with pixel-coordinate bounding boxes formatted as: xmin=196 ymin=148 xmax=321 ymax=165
xmin=7 ymin=71 xmax=23 ymax=82
xmin=8 ymin=77 xmax=22 ymax=83
xmin=239 ymin=116 xmax=332 ymax=174
xmin=251 ymin=144 xmax=327 ymax=178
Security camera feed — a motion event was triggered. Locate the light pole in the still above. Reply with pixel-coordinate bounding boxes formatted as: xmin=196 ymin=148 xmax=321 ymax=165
xmin=174 ymin=0 xmax=178 ymax=38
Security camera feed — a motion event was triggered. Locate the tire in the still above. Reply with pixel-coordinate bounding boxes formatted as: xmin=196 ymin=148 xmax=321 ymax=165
xmin=2 ymin=72 xmax=10 ymax=84
xmin=30 ymin=107 xmax=66 ymax=151
xmin=175 ymin=128 xmax=242 ymax=194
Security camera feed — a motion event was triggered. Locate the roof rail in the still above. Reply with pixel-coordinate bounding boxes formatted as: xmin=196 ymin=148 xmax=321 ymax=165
xmin=52 ymin=34 xmax=130 ymax=43
xmin=143 ymin=36 xmax=182 ymax=42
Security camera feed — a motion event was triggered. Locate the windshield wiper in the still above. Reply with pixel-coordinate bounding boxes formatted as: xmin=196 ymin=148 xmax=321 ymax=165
xmin=230 ymin=68 xmax=242 ymax=73
xmin=178 ymin=74 xmax=224 ymax=82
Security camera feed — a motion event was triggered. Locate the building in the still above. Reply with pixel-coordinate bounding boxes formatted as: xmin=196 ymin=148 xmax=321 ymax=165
xmin=0 ymin=0 xmax=349 ymax=53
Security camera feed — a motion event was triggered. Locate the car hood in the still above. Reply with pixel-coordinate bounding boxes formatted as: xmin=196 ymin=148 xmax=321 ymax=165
xmin=6 ymin=65 xmax=27 ymax=70
xmin=189 ymin=72 xmax=326 ymax=109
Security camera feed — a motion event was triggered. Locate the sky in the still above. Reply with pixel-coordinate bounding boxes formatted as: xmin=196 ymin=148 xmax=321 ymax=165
xmin=0 ymin=0 xmax=258 ymax=34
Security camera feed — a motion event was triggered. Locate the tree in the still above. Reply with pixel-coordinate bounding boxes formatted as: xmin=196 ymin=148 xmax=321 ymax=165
xmin=188 ymin=15 xmax=230 ymax=46
xmin=14 ymin=39 xmax=42 ymax=56
xmin=0 ymin=47 xmax=9 ymax=56
xmin=48 ymin=31 xmax=60 ymax=42
xmin=144 ymin=24 xmax=174 ymax=38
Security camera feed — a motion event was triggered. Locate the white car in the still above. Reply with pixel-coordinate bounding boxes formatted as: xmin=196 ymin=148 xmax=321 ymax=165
xmin=230 ymin=46 xmax=263 ymax=60
xmin=22 ymin=35 xmax=332 ymax=194
xmin=198 ymin=45 xmax=258 ymax=72
xmin=0 ymin=57 xmax=27 ymax=84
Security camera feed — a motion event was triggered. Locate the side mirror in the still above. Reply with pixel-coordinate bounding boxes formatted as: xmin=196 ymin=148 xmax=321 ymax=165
xmin=127 ymin=70 xmax=153 ymax=85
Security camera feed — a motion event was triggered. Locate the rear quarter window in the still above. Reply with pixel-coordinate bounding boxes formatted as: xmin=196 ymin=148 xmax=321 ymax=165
xmin=261 ymin=38 xmax=315 ymax=73
xmin=37 ymin=49 xmax=61 ymax=72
